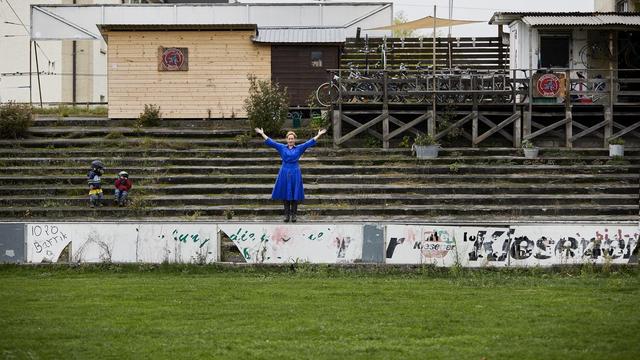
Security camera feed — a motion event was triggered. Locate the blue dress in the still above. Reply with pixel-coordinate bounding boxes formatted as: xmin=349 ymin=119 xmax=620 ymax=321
xmin=264 ymin=137 xmax=317 ymax=201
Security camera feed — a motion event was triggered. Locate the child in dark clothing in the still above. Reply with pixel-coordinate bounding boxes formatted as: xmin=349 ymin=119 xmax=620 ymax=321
xmin=87 ymin=160 xmax=105 ymax=207
xmin=114 ymin=171 xmax=132 ymax=207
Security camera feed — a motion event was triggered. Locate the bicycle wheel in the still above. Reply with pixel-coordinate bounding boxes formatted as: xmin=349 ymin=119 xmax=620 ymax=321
xmin=316 ymin=82 xmax=339 ymax=107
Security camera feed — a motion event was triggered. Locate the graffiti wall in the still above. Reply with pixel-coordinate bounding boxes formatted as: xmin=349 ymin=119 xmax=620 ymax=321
xmin=385 ymin=224 xmax=639 ymax=266
xmin=26 ymin=223 xmax=218 ymax=264
xmin=385 ymin=225 xmax=460 ymax=266
xmin=8 ymin=222 xmax=639 ymax=266
xmin=509 ymin=225 xmax=638 ymax=266
xmin=219 ymin=224 xmax=363 ymax=264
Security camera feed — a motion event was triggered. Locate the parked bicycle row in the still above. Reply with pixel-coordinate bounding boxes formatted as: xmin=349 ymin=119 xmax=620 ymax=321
xmin=316 ymin=64 xmax=618 ymax=106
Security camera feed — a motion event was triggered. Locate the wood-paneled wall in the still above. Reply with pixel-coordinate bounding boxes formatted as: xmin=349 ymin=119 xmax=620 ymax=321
xmin=106 ymin=30 xmax=271 ymax=119
xmin=271 ymin=45 xmax=339 ymax=106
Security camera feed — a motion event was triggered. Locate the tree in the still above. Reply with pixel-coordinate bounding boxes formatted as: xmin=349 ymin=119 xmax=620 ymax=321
xmin=392 ymin=11 xmax=416 ymax=38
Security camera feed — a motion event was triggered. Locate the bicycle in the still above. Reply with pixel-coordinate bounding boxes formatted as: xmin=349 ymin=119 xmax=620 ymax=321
xmin=579 ymin=41 xmax=612 ymax=69
xmin=315 ymin=63 xmax=381 ymax=106
xmin=570 ymin=71 xmax=607 ymax=104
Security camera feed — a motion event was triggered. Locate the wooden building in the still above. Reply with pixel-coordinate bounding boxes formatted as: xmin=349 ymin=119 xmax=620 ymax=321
xmin=254 ymin=28 xmax=344 ymax=107
xmin=99 ymin=24 xmax=270 ymax=119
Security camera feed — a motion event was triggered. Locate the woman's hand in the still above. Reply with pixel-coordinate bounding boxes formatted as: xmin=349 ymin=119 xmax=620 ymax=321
xmin=313 ymin=128 xmax=327 ymax=141
xmin=255 ymin=128 xmax=268 ymax=140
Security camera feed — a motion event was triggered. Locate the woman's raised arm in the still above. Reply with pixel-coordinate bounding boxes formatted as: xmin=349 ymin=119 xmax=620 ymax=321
xmin=255 ymin=127 xmax=268 ymax=140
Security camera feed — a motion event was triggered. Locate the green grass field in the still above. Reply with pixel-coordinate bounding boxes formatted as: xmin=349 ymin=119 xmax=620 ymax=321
xmin=1 ymin=264 xmax=639 ymax=359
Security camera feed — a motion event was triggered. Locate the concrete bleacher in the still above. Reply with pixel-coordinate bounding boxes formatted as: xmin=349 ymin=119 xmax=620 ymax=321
xmin=0 ymin=116 xmax=638 ymax=223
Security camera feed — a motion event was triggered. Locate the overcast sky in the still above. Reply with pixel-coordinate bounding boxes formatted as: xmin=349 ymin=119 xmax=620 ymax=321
xmin=242 ymin=0 xmax=595 ymax=37
xmin=392 ymin=0 xmax=595 ymax=37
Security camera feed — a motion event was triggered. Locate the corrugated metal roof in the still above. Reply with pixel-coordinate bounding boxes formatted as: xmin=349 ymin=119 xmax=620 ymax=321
xmin=253 ymin=27 xmax=346 ymax=43
xmin=490 ymin=12 xmax=640 ymax=26
xmin=98 ymin=24 xmax=257 ymax=32
xmin=523 ymin=14 xmax=640 ymax=27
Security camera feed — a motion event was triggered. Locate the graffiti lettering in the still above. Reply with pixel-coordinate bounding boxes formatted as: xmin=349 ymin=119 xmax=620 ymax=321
xmin=466 ymin=230 xmax=510 ymax=262
xmin=172 ymin=229 xmax=210 ymax=249
xmin=385 ymin=237 xmax=405 ymax=258
xmin=229 ymin=228 xmax=255 ymax=242
xmin=31 ymin=224 xmax=59 ymax=237
xmin=336 ymin=237 xmax=352 ymax=258
xmin=32 ymin=232 xmax=68 ymax=254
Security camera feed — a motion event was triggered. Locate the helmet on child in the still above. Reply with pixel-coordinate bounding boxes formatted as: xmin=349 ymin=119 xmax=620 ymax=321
xmin=118 ymin=171 xmax=129 ymax=178
xmin=91 ymin=160 xmax=105 ymax=169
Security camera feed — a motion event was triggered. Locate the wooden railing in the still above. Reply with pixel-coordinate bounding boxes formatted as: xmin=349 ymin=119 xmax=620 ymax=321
xmin=327 ymin=68 xmax=640 ymax=149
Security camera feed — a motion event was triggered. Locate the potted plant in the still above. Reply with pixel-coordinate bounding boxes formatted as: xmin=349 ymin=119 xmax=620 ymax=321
xmin=522 ymin=139 xmax=539 ymax=159
xmin=608 ymin=137 xmax=624 ymax=157
xmin=412 ymin=133 xmax=440 ymax=159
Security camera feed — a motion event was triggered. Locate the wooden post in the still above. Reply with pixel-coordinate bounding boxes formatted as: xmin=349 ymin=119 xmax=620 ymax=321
xmin=382 ymin=70 xmax=389 ymax=149
xmin=430 ymin=5 xmax=437 ymax=137
xmin=498 ymin=26 xmax=504 ymax=70
xmin=604 ymin=30 xmax=615 ymax=145
xmin=333 ymin=70 xmax=342 ymax=148
xmin=565 ymin=69 xmax=572 ymax=148
xmin=512 ymin=69 xmax=521 ymax=147
xmin=29 ymin=41 xmax=32 ymax=107
xmin=524 ymin=69 xmax=533 ymax=139
xmin=472 ymin=74 xmax=479 ymax=147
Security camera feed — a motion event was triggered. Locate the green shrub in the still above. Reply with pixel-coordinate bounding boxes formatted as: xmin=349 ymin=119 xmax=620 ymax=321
xmin=413 ymin=133 xmax=438 ymax=146
xmin=608 ymin=137 xmax=625 ymax=145
xmin=234 ymin=133 xmax=251 ymax=147
xmin=0 ymin=102 xmax=33 ymax=139
xmin=243 ymin=75 xmax=289 ymax=136
xmin=309 ymin=111 xmax=329 ymax=132
xmin=137 ymin=104 xmax=161 ymax=127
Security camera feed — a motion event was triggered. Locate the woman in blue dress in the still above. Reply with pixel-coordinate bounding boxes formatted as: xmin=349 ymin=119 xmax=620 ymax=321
xmin=255 ymin=127 xmax=327 ymax=222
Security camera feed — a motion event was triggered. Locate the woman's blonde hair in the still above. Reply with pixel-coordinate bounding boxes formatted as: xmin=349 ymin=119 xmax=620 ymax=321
xmin=286 ymin=131 xmax=297 ymax=139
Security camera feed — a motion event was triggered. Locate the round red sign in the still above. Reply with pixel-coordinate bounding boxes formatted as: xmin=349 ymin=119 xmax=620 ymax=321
xmin=161 ymin=48 xmax=185 ymax=70
xmin=536 ymin=74 xmax=561 ymax=97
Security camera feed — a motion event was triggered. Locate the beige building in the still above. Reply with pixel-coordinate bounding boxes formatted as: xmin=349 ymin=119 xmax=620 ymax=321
xmin=101 ymin=25 xmax=270 ymax=118
xmin=595 ymin=0 xmax=640 ymax=11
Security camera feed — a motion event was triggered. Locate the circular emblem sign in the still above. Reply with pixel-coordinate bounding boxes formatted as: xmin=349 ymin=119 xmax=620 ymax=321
xmin=536 ymin=74 xmax=561 ymax=97
xmin=161 ymin=48 xmax=185 ymax=70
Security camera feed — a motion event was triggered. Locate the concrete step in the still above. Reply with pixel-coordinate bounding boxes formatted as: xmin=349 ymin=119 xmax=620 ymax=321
xmin=31 ymin=117 xmax=250 ymax=129
xmin=1 ymin=147 xmax=639 ymax=158
xmin=0 ymin=183 xmax=635 ymax=196
xmin=1 ymin=156 xmax=638 ymax=167
xmin=3 ymin=203 xmax=638 ymax=219
xmin=0 ymin=173 xmax=637 ymax=186
xmin=27 ymin=126 xmax=245 ymax=139
xmin=1 ymin=193 xmax=637 ymax=208
xmin=1 ymin=164 xmax=635 ymax=176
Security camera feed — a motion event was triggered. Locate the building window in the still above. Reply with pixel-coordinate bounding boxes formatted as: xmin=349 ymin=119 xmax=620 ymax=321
xmin=617 ymin=0 xmax=629 ymax=12
xmin=311 ymin=51 xmax=323 ymax=67
xmin=539 ymin=33 xmax=571 ymax=68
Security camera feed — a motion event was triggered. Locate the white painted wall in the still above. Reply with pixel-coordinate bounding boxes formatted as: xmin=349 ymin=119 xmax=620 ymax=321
xmin=595 ymin=0 xmax=616 ymax=11
xmin=0 ymin=0 xmax=62 ymax=103
xmin=510 ymin=20 xmax=597 ymax=77
xmin=220 ymin=224 xmax=363 ymax=264
xmin=27 ymin=223 xmax=219 ymax=263
xmin=0 ymin=0 xmax=117 ymax=104
xmin=21 ymin=222 xmax=638 ymax=266
xmin=385 ymin=224 xmax=638 ymax=266
xmin=30 ymin=2 xmax=393 ymax=40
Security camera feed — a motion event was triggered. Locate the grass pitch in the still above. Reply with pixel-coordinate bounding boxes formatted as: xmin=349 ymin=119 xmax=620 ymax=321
xmin=0 ymin=264 xmax=639 ymax=359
